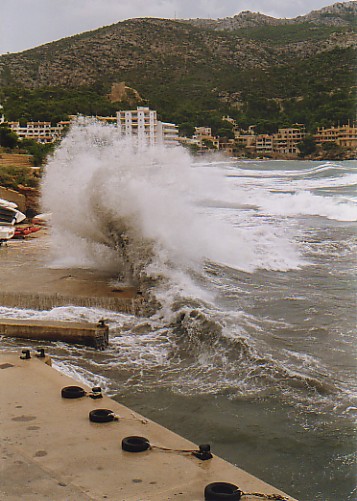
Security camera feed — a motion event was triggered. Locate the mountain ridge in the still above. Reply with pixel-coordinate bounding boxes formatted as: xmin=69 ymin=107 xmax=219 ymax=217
xmin=0 ymin=2 xmax=355 ymax=133
xmin=184 ymin=1 xmax=357 ymax=31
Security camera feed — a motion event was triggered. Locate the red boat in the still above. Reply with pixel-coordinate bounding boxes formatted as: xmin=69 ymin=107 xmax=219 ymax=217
xmin=13 ymin=226 xmax=41 ymax=239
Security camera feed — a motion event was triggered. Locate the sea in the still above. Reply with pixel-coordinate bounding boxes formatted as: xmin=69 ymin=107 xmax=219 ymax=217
xmin=1 ymin=121 xmax=356 ymax=501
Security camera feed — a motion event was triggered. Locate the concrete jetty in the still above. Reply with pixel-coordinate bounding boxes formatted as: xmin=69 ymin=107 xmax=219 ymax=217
xmin=0 ymin=318 xmax=109 ymax=349
xmin=0 ymin=234 xmax=145 ymax=314
xmin=0 ymin=351 xmax=296 ymax=501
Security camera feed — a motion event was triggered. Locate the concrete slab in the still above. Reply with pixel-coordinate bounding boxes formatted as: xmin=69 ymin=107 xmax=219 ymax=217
xmin=0 ymin=352 xmax=296 ymax=501
xmin=0 ymin=234 xmax=144 ymax=314
xmin=0 ymin=319 xmax=109 ymax=349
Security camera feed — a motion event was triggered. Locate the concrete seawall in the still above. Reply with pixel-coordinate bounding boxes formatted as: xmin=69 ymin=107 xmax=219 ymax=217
xmin=0 ymin=351 xmax=296 ymax=501
xmin=0 ymin=318 xmax=109 ymax=349
xmin=0 ymin=234 xmax=146 ymax=314
xmin=0 ymin=291 xmax=144 ymax=314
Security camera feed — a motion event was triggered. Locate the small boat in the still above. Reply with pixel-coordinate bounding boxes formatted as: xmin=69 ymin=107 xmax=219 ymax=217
xmin=0 ymin=198 xmax=26 ymax=244
xmin=32 ymin=212 xmax=52 ymax=225
xmin=0 ymin=198 xmax=26 ymax=225
xmin=0 ymin=225 xmax=15 ymax=243
xmin=13 ymin=226 xmax=41 ymax=239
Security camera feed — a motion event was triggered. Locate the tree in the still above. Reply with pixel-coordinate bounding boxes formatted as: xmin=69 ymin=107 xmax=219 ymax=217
xmin=321 ymin=141 xmax=344 ymax=159
xmin=178 ymin=122 xmax=195 ymax=137
xmin=21 ymin=138 xmax=55 ymax=166
xmin=216 ymin=126 xmax=234 ymax=139
xmin=0 ymin=125 xmax=18 ymax=148
xmin=202 ymin=139 xmax=216 ymax=150
xmin=297 ymin=136 xmax=317 ymax=157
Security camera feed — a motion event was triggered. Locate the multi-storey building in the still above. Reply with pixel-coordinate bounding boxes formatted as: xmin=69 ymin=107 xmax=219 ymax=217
xmin=8 ymin=121 xmax=70 ymax=144
xmin=255 ymin=134 xmax=274 ymax=155
xmin=272 ymin=125 xmax=306 ymax=155
xmin=116 ymin=107 xmax=179 ymax=146
xmin=5 ymin=108 xmax=179 ymax=147
xmin=192 ymin=127 xmax=220 ymax=149
xmin=117 ymin=107 xmax=158 ymax=145
xmin=234 ymin=127 xmax=256 ymax=155
xmin=158 ymin=122 xmax=179 ymax=146
xmin=314 ymin=124 xmax=357 ymax=150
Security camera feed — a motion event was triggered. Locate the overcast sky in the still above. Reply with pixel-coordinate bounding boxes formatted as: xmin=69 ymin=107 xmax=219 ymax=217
xmin=1 ymin=0 xmax=339 ymax=55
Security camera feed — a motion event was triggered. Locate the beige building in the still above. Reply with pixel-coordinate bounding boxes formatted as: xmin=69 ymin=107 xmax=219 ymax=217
xmin=96 ymin=116 xmax=117 ymax=125
xmin=256 ymin=134 xmax=274 ymax=155
xmin=314 ymin=124 xmax=357 ymax=150
xmin=272 ymin=125 xmax=306 ymax=155
xmin=234 ymin=127 xmax=256 ymax=155
xmin=193 ymin=127 xmax=219 ymax=149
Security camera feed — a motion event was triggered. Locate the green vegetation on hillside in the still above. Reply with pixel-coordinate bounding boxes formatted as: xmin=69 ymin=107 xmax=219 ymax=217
xmin=0 ymin=9 xmax=355 ymax=135
xmin=0 ymin=164 xmax=38 ymax=190
xmin=234 ymin=23 xmax=350 ymax=44
xmin=0 ymin=125 xmax=55 ymax=166
xmin=2 ymin=88 xmax=119 ymax=124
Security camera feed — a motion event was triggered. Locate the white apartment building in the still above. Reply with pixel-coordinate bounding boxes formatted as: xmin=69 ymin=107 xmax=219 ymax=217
xmin=158 ymin=122 xmax=179 ymax=145
xmin=117 ymin=107 xmax=165 ymax=145
xmin=8 ymin=121 xmax=70 ymax=144
xmin=116 ymin=106 xmax=179 ymax=146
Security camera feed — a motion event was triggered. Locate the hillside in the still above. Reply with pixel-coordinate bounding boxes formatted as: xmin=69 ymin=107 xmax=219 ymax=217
xmin=185 ymin=1 xmax=357 ymax=30
xmin=0 ymin=1 xmax=356 ymax=133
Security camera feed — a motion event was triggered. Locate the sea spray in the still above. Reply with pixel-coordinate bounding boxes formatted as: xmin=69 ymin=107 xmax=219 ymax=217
xmin=3 ymin=152 xmax=356 ymax=501
xmin=39 ymin=120 xmax=356 ymax=414
xmin=42 ymin=120 xmax=304 ymax=297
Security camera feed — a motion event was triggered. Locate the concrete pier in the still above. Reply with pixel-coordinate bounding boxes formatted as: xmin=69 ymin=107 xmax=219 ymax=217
xmin=0 ymin=234 xmax=145 ymax=314
xmin=0 ymin=318 xmax=109 ymax=349
xmin=0 ymin=351 xmax=296 ymax=501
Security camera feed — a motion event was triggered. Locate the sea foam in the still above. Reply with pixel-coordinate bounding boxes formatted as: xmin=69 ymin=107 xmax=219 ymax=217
xmin=42 ymin=119 xmax=303 ymax=294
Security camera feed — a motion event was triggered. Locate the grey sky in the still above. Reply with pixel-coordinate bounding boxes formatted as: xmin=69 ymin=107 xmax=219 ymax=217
xmin=1 ymin=0 xmax=341 ymax=55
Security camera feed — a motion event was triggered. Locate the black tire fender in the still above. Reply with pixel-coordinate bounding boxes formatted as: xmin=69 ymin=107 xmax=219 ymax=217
xmin=204 ymin=482 xmax=242 ymax=500
xmin=121 ymin=436 xmax=150 ymax=452
xmin=89 ymin=409 xmax=115 ymax=423
xmin=61 ymin=385 xmax=86 ymax=399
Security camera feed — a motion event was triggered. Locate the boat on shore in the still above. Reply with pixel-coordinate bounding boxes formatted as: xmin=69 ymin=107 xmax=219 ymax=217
xmin=0 ymin=198 xmax=26 ymax=244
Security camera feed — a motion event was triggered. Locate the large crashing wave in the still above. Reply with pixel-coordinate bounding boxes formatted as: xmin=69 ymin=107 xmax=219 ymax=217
xmin=42 ymin=119 xmax=302 ymax=296
xmin=42 ymin=119 xmax=200 ymax=288
xmin=11 ymin=121 xmax=355 ymax=414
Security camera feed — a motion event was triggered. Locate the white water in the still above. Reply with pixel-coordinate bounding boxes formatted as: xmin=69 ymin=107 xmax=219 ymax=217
xmin=1 ymin=121 xmax=356 ymax=501
xmin=42 ymin=121 xmax=309 ymax=277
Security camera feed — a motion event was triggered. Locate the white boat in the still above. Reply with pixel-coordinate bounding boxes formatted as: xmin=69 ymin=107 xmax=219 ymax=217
xmin=0 ymin=225 xmax=15 ymax=243
xmin=0 ymin=198 xmax=26 ymax=243
xmin=0 ymin=198 xmax=26 ymax=225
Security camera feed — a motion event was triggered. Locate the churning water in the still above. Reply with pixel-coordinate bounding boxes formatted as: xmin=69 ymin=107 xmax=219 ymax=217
xmin=1 ymin=121 xmax=356 ymax=501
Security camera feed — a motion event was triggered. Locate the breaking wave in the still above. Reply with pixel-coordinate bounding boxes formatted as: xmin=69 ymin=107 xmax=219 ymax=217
xmin=1 ymin=120 xmax=342 ymax=417
xmin=42 ymin=119 xmax=304 ymax=294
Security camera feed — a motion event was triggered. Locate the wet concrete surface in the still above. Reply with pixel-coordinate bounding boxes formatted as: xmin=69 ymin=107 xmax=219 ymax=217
xmin=0 ymin=232 xmax=141 ymax=312
xmin=0 ymin=352 xmax=296 ymax=501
